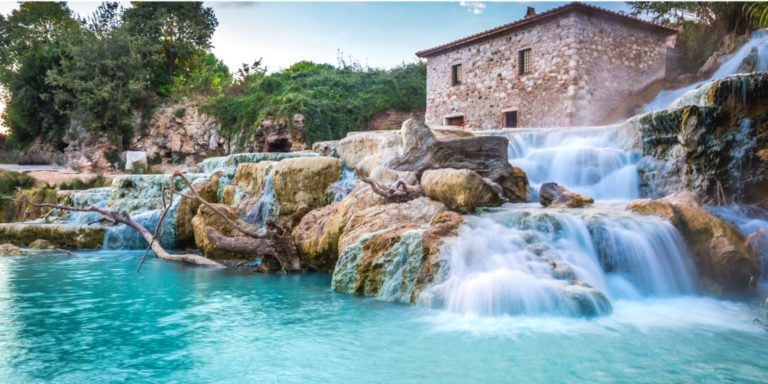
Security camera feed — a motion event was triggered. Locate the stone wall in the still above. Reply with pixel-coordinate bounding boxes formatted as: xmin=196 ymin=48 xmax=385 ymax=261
xmin=367 ymin=109 xmax=425 ymax=130
xmin=423 ymin=10 xmax=671 ymax=129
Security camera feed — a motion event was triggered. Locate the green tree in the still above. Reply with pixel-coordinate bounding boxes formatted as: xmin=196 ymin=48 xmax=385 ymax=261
xmin=123 ymin=2 xmax=218 ymax=95
xmin=0 ymin=2 xmax=80 ymax=148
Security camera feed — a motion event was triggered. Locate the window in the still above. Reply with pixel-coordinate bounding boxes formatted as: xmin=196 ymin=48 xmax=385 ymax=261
xmin=451 ymin=64 xmax=462 ymax=85
xmin=503 ymin=111 xmax=518 ymax=128
xmin=446 ymin=115 xmax=465 ymax=127
xmin=518 ymin=49 xmax=531 ymax=75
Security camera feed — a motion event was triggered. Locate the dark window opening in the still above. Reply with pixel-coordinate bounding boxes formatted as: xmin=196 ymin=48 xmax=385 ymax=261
xmin=503 ymin=111 xmax=518 ymax=128
xmin=446 ymin=115 xmax=465 ymax=127
xmin=451 ymin=64 xmax=462 ymax=85
xmin=519 ymin=49 xmax=531 ymax=75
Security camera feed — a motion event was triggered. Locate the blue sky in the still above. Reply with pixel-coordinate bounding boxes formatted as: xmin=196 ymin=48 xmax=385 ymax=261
xmin=0 ymin=1 xmax=632 ymax=71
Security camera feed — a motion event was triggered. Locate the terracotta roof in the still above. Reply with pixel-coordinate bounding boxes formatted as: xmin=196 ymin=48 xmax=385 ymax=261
xmin=415 ymin=2 xmax=678 ymax=58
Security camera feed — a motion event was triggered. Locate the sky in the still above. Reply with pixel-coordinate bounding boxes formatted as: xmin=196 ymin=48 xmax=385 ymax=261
xmin=0 ymin=1 xmax=633 ymax=72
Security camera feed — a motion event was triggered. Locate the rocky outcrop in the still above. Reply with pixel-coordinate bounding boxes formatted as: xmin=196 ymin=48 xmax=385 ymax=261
xmin=176 ymin=172 xmax=221 ymax=248
xmin=421 ymin=168 xmax=504 ymax=213
xmin=539 ymin=182 xmax=594 ymax=208
xmin=191 ymin=203 xmax=252 ymax=260
xmin=254 ymin=115 xmax=306 ymax=152
xmin=0 ymin=224 xmax=105 ymax=249
xmin=637 ymin=73 xmax=768 ymax=206
xmin=627 ymin=192 xmax=760 ymax=293
xmin=272 ymin=156 xmax=340 ymax=223
xmin=225 ymin=161 xmax=275 ymax=212
xmin=130 ymin=98 xmax=223 ymax=163
xmin=336 ymin=130 xmax=402 ymax=176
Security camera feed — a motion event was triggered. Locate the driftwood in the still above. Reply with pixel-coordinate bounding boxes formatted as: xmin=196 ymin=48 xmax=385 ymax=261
xmin=16 ymin=170 xmax=303 ymax=272
xmin=361 ymin=177 xmax=422 ymax=203
xmin=16 ymin=194 xmax=224 ymax=268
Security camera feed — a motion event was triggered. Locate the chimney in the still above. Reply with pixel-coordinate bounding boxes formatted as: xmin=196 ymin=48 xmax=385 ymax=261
xmin=525 ymin=7 xmax=536 ymax=18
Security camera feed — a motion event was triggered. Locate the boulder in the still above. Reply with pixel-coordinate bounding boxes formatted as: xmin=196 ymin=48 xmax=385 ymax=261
xmin=272 ymin=156 xmax=340 ymax=220
xmin=627 ymin=193 xmax=760 ymax=293
xmin=411 ymin=211 xmax=464 ymax=302
xmin=539 ymin=182 xmax=594 ymax=208
xmin=421 ymin=168 xmax=504 ymax=213
xmin=336 ymin=130 xmax=402 ymax=174
xmin=0 ymin=243 xmax=54 ymax=256
xmin=176 ymin=172 xmax=221 ymax=248
xmin=0 ymin=223 xmax=105 ymax=249
xmin=29 ymin=239 xmax=56 ymax=249
xmin=311 ymin=140 xmax=339 ymax=157
xmin=191 ymin=203 xmax=253 ymax=260
xmin=387 ymin=119 xmax=528 ymax=202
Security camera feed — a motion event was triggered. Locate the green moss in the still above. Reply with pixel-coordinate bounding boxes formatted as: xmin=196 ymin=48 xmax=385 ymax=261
xmin=0 ymin=224 xmax=105 ymax=249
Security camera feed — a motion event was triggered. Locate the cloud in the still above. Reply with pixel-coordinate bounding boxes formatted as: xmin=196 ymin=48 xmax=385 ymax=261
xmin=459 ymin=1 xmax=486 ymax=15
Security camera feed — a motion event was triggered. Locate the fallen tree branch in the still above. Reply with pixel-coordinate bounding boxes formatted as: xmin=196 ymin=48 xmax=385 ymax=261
xmin=168 ymin=171 xmax=302 ymax=272
xmin=16 ymin=194 xmax=224 ymax=268
xmin=361 ymin=177 xmax=422 ymax=203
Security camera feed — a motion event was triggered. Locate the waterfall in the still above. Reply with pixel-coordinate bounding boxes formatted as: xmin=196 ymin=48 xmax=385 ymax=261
xmin=243 ymin=165 xmax=279 ymax=225
xmin=644 ymin=29 xmax=768 ymax=112
xmin=424 ymin=207 xmax=695 ymax=317
xmin=481 ymin=125 xmax=641 ymax=201
xmin=325 ymin=161 xmax=359 ymax=203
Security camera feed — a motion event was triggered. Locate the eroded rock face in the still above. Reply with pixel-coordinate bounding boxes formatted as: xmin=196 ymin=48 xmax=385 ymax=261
xmin=627 ymin=192 xmax=760 ymax=293
xmin=13 ymin=188 xmax=58 ymax=222
xmin=272 ymin=157 xmax=340 ymax=221
xmin=254 ymin=115 xmax=306 ymax=152
xmin=176 ymin=172 xmax=221 ymax=248
xmin=539 ymin=182 xmax=594 ymax=208
xmin=637 ymin=74 xmax=768 ymax=205
xmin=421 ymin=168 xmax=504 ymax=213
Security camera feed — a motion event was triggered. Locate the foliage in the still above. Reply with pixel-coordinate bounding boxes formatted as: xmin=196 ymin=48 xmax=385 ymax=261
xmin=123 ymin=2 xmax=218 ymax=96
xmin=0 ymin=2 xmax=79 ymax=149
xmin=57 ymin=174 xmax=109 ymax=190
xmin=205 ymin=61 xmax=427 ymax=145
xmin=0 ymin=171 xmax=36 ymax=196
xmin=744 ymin=3 xmax=768 ymax=29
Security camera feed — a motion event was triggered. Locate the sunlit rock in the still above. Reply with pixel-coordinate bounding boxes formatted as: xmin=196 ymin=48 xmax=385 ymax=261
xmin=421 ymin=168 xmax=504 ymax=213
xmin=539 ymin=182 xmax=594 ymax=208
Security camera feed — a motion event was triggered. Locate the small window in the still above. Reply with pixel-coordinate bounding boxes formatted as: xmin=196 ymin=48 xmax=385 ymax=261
xmin=518 ymin=49 xmax=531 ymax=75
xmin=451 ymin=64 xmax=462 ymax=85
xmin=503 ymin=111 xmax=518 ymax=128
xmin=446 ymin=115 xmax=465 ymax=127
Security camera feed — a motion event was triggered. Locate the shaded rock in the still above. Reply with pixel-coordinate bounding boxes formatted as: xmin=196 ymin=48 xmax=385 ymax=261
xmin=412 ymin=211 xmax=464 ymax=302
xmin=311 ymin=140 xmax=339 ymax=157
xmin=0 ymin=224 xmax=105 ymax=249
xmin=29 ymin=239 xmax=56 ymax=249
xmin=0 ymin=243 xmax=52 ymax=256
xmin=176 ymin=172 xmax=221 ymax=248
xmin=627 ymin=193 xmax=760 ymax=293
xmin=191 ymin=203 xmax=253 ymax=260
xmin=421 ymin=168 xmax=504 ymax=213
xmin=539 ymin=182 xmax=594 ymax=208
xmin=13 ymin=188 xmax=58 ymax=222
xmin=254 ymin=115 xmax=306 ymax=152
xmin=272 ymin=156 xmax=340 ymax=220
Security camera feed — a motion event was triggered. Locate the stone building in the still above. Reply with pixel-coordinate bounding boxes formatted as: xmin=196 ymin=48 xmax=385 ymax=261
xmin=416 ymin=2 xmax=677 ymax=129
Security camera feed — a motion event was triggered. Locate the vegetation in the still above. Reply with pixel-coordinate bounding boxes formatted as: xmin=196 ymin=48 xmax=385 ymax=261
xmin=0 ymin=1 xmax=425 ymax=154
xmin=56 ymin=174 xmax=109 ymax=190
xmin=0 ymin=171 xmax=36 ymax=196
xmin=630 ymin=2 xmax=765 ymax=74
xmin=204 ymin=60 xmax=426 ymax=145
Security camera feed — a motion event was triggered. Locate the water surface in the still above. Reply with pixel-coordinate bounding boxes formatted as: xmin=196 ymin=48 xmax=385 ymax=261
xmin=1 ymin=251 xmax=766 ymax=383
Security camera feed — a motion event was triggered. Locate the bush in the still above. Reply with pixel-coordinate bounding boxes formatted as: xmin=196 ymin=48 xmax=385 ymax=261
xmin=57 ymin=174 xmax=109 ymax=190
xmin=0 ymin=171 xmax=37 ymax=196
xmin=174 ymin=107 xmax=187 ymax=118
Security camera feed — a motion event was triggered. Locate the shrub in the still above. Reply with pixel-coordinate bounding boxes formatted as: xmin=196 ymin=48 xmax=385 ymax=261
xmin=57 ymin=174 xmax=109 ymax=190
xmin=0 ymin=171 xmax=37 ymax=196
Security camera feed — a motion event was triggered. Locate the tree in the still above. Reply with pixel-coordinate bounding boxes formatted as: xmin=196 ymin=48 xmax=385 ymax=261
xmin=0 ymin=2 xmax=80 ymax=148
xmin=629 ymin=2 xmax=752 ymax=33
xmin=123 ymin=2 xmax=218 ymax=94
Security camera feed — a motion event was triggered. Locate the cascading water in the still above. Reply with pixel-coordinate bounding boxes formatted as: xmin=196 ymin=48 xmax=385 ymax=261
xmin=644 ymin=29 xmax=768 ymax=112
xmin=243 ymin=165 xmax=279 ymax=225
xmin=481 ymin=124 xmax=641 ymax=201
xmin=432 ymin=121 xmax=702 ymax=318
xmin=325 ymin=161 xmax=359 ymax=202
